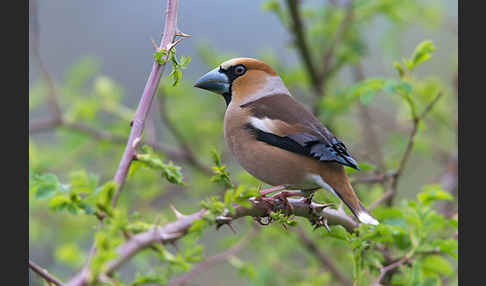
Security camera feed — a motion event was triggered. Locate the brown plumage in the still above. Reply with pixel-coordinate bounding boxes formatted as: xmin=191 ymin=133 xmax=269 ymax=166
xmin=194 ymin=57 xmax=378 ymax=225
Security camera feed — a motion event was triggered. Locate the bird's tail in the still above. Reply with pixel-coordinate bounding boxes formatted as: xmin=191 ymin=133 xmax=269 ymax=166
xmin=314 ymin=170 xmax=379 ymax=225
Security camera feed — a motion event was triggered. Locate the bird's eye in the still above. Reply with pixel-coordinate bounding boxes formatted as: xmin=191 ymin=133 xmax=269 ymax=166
xmin=234 ymin=65 xmax=246 ymax=76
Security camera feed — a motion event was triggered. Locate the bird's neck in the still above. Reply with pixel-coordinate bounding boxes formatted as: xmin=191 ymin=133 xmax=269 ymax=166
xmin=236 ymin=76 xmax=291 ymax=106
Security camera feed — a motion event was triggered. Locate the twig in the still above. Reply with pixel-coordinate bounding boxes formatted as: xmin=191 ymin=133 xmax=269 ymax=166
xmin=385 ymin=92 xmax=444 ymax=205
xmin=29 ymin=0 xmax=62 ymax=124
xmin=30 ymin=118 xmax=191 ymax=165
xmin=29 ymin=260 xmax=65 ymax=286
xmin=168 ymin=229 xmax=258 ymax=286
xmin=372 ymin=255 xmax=410 ymax=286
xmin=285 ymin=0 xmax=322 ymax=96
xmin=313 ymin=0 xmax=355 ymax=114
xmin=295 ymin=227 xmax=353 ymax=286
xmin=111 ymin=0 xmax=183 ymax=206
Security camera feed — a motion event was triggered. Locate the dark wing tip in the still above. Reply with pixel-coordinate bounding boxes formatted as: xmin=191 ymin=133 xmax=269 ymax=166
xmin=343 ymin=155 xmax=360 ymax=170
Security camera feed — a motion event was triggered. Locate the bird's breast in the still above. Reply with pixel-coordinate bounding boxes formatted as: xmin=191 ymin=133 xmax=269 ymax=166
xmin=223 ymin=105 xmax=321 ymax=188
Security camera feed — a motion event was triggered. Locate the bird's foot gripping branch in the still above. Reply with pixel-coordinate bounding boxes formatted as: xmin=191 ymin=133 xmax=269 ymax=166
xmin=201 ymin=188 xmax=359 ymax=234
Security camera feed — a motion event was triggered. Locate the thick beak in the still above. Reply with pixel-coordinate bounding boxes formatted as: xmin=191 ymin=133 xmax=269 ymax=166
xmin=194 ymin=67 xmax=230 ymax=95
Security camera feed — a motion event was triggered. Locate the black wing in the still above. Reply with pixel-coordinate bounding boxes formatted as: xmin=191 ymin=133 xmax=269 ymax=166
xmin=245 ymin=124 xmax=360 ymax=170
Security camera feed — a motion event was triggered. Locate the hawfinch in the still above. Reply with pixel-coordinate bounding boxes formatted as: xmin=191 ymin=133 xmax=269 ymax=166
xmin=194 ymin=58 xmax=378 ymax=225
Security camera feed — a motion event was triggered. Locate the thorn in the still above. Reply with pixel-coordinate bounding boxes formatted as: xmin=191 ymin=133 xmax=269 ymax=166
xmin=322 ymin=217 xmax=331 ymax=232
xmin=170 ymin=204 xmax=186 ymax=219
xmin=130 ymin=120 xmax=134 ymax=127
xmin=132 ymin=153 xmax=139 ymax=161
xmin=175 ymin=29 xmax=192 ymax=38
xmin=226 ymin=222 xmax=237 ymax=234
xmin=313 ymin=203 xmax=334 ymax=214
xmin=132 ymin=137 xmax=142 ymax=149
xmin=151 ymin=38 xmax=160 ymax=50
xmin=166 ymin=38 xmax=183 ymax=52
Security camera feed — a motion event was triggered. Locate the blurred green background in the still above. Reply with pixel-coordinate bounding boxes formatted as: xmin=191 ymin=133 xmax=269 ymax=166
xmin=29 ymin=0 xmax=457 ymax=285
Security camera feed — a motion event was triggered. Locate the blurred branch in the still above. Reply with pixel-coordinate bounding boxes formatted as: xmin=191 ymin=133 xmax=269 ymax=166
xmin=315 ymin=0 xmax=355 ymax=113
xmin=29 ymin=259 xmax=65 ymax=286
xmin=285 ymin=0 xmax=322 ymax=96
xmin=111 ymin=0 xmax=184 ymax=207
xmin=29 ymin=0 xmax=62 ymax=124
xmin=168 ymin=228 xmax=258 ymax=286
xmin=384 ymin=91 xmax=444 ymax=206
xmin=29 ymin=118 xmax=190 ymax=164
xmin=157 ymin=90 xmax=213 ymax=175
xmin=295 ymin=226 xmax=353 ymax=286
xmin=285 ymin=0 xmax=356 ymax=115
xmin=371 ymin=255 xmax=410 ymax=286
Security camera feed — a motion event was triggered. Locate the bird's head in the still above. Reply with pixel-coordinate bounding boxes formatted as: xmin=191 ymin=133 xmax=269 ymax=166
xmin=194 ymin=58 xmax=289 ymax=106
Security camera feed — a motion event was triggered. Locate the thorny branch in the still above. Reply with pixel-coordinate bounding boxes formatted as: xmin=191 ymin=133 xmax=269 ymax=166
xmin=67 ymin=189 xmax=358 ymax=284
xmin=111 ymin=0 xmax=183 ymax=207
xmin=29 ymin=259 xmax=65 ymax=286
xmin=64 ymin=0 xmax=187 ymax=285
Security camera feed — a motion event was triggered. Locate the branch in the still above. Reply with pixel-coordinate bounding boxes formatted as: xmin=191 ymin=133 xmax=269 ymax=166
xmin=29 ymin=0 xmax=62 ymax=124
xmin=168 ymin=228 xmax=258 ymax=286
xmin=111 ymin=0 xmax=183 ymax=207
xmin=65 ymin=1 xmax=185 ymax=285
xmin=384 ymin=91 xmax=444 ymax=205
xmin=29 ymin=260 xmax=65 ymax=286
xmin=285 ymin=0 xmax=322 ymax=96
xmin=371 ymin=255 xmax=410 ymax=286
xmin=314 ymin=0 xmax=355 ymax=114
xmin=295 ymin=227 xmax=353 ymax=286
xmin=72 ymin=189 xmax=358 ymax=282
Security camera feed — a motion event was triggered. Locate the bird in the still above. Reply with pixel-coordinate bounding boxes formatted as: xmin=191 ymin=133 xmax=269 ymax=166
xmin=194 ymin=57 xmax=379 ymax=225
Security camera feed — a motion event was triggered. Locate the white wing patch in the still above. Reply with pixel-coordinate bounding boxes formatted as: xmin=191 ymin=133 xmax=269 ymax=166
xmin=358 ymin=212 xmax=379 ymax=225
xmin=249 ymin=117 xmax=280 ymax=134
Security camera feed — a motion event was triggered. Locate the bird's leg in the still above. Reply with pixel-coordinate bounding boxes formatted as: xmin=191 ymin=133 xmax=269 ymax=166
xmin=260 ymin=185 xmax=289 ymax=197
xmin=270 ymin=190 xmax=303 ymax=213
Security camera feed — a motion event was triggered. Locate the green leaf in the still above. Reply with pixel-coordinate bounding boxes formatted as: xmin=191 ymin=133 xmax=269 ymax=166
xmin=69 ymin=170 xmax=99 ymax=194
xmin=55 ymin=243 xmax=84 ymax=266
xmin=136 ymin=150 xmax=184 ymax=185
xmin=404 ymin=40 xmax=436 ymax=71
xmin=324 ymin=225 xmax=350 ymax=241
xmin=32 ymin=173 xmax=59 ymax=199
xmin=394 ymin=61 xmax=406 ymax=78
xmin=421 ymin=255 xmax=453 ymax=276
xmin=154 ymin=49 xmax=168 ymax=65
xmin=417 ymin=185 xmax=453 ymax=206
xmin=160 ymin=161 xmax=184 ymax=185
xmin=179 ymin=55 xmax=191 ymax=68
xmin=36 ymin=184 xmax=58 ymax=199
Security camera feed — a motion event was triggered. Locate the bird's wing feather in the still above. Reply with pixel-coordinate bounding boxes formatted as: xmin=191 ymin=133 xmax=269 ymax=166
xmin=241 ymin=94 xmax=360 ymax=169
